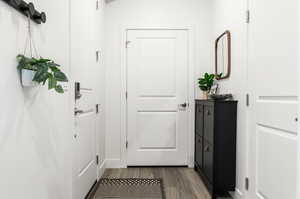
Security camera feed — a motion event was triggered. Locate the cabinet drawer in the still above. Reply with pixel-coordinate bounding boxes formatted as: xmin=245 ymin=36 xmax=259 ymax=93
xmin=195 ymin=134 xmax=203 ymax=168
xmin=204 ymin=105 xmax=214 ymax=144
xmin=195 ymin=104 xmax=204 ymax=136
xmin=203 ymin=140 xmax=214 ymax=184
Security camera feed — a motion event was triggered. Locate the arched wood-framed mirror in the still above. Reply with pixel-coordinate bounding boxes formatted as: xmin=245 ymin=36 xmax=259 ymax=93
xmin=215 ymin=30 xmax=231 ymax=80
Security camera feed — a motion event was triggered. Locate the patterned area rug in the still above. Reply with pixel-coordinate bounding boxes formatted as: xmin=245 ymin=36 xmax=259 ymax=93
xmin=93 ymin=178 xmax=165 ymax=199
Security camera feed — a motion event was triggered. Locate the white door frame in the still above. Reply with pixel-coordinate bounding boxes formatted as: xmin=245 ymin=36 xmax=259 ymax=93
xmin=297 ymin=7 xmax=300 ymax=197
xmin=120 ymin=26 xmax=196 ymax=168
xmin=298 ymin=58 xmax=300 ymax=199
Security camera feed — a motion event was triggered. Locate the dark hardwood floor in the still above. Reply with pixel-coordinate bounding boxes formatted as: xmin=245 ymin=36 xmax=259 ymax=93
xmin=96 ymin=167 xmax=212 ymax=199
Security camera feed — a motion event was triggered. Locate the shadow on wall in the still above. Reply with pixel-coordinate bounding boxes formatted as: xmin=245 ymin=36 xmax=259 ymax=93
xmin=105 ymin=0 xmax=117 ymax=3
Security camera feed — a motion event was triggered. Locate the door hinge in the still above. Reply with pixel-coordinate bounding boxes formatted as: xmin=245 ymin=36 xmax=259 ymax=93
xmin=125 ymin=92 xmax=128 ymax=100
xmin=245 ymin=177 xmax=249 ymax=191
xmin=96 ymin=0 xmax=99 ymax=10
xmin=96 ymin=155 xmax=99 ymax=165
xmin=126 ymin=41 xmax=131 ymax=48
xmin=246 ymin=93 xmax=250 ymax=107
xmin=96 ymin=104 xmax=100 ymax=114
xmin=246 ymin=10 xmax=250 ymax=23
xmin=126 ymin=141 xmax=128 ymax=149
xmin=96 ymin=50 xmax=100 ymax=62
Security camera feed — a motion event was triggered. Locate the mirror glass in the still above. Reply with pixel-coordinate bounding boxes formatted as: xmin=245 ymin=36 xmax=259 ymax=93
xmin=215 ymin=31 xmax=231 ymax=80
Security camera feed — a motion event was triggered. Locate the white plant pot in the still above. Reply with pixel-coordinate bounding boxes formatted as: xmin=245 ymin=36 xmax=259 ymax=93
xmin=21 ymin=69 xmax=38 ymax=87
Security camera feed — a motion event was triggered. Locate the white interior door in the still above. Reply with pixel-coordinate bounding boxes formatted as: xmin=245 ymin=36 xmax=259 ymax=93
xmin=126 ymin=29 xmax=189 ymax=166
xmin=248 ymin=0 xmax=299 ymax=198
xmin=74 ymin=91 xmax=97 ymax=199
xmin=71 ymin=0 xmax=97 ymax=199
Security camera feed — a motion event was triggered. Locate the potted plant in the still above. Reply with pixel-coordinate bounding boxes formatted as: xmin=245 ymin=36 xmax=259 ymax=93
xmin=198 ymin=73 xmax=216 ymax=99
xmin=17 ymin=54 xmax=68 ymax=93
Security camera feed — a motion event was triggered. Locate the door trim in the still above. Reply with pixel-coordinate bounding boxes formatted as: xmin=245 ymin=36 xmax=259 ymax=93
xmin=298 ymin=13 xmax=300 ymax=198
xmin=120 ymin=26 xmax=196 ymax=168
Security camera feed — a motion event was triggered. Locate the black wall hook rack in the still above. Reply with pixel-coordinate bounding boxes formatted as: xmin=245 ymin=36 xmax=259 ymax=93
xmin=1 ymin=0 xmax=46 ymax=24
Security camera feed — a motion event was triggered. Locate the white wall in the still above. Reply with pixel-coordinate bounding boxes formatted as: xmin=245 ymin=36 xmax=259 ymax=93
xmin=0 ymin=0 xmax=72 ymax=199
xmin=0 ymin=0 xmax=106 ymax=198
xmin=103 ymin=0 xmax=213 ymax=167
xmin=211 ymin=0 xmax=248 ymax=198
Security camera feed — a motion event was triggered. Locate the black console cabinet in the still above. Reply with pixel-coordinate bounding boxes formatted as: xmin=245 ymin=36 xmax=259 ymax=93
xmin=194 ymin=100 xmax=237 ymax=198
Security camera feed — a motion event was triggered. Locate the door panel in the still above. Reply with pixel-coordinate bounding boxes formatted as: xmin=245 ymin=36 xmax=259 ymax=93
xmin=256 ymin=126 xmax=297 ymax=199
xmin=195 ymin=134 xmax=203 ymax=168
xmin=204 ymin=105 xmax=214 ymax=144
xmin=256 ymin=100 xmax=298 ymax=133
xmin=248 ymin=0 xmax=298 ymax=198
xmin=203 ymin=140 xmax=213 ymax=183
xmin=77 ymin=113 xmax=95 ymax=172
xmin=127 ymin=29 xmax=189 ymax=166
xmin=138 ymin=112 xmax=177 ymax=149
xmin=74 ymin=90 xmax=97 ymax=199
xmin=196 ymin=104 xmax=204 ymax=136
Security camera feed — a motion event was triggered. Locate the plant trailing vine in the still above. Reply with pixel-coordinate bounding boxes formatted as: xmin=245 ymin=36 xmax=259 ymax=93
xmin=17 ymin=54 xmax=68 ymax=93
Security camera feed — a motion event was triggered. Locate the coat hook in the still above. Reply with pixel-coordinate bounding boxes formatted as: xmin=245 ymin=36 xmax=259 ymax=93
xmin=12 ymin=0 xmax=21 ymax=5
xmin=4 ymin=0 xmax=46 ymax=24
xmin=40 ymin=12 xmax=46 ymax=23
xmin=14 ymin=0 xmax=34 ymax=16
xmin=27 ymin=2 xmax=35 ymax=16
xmin=14 ymin=0 xmax=27 ymax=10
xmin=32 ymin=11 xmax=46 ymax=23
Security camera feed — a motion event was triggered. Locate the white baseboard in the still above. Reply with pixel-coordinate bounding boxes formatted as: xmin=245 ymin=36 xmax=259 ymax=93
xmin=105 ymin=159 xmax=121 ymax=168
xmin=97 ymin=160 xmax=107 ymax=179
xmin=230 ymin=188 xmax=244 ymax=199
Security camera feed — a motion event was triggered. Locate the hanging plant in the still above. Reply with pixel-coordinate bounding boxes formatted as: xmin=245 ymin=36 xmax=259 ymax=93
xmin=17 ymin=55 xmax=68 ymax=93
xmin=17 ymin=8 xmax=68 ymax=93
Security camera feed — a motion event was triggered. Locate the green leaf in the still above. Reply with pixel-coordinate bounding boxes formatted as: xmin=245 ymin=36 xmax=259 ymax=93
xmin=55 ymin=85 xmax=64 ymax=93
xmin=17 ymin=54 xmax=25 ymax=62
xmin=48 ymin=61 xmax=60 ymax=67
xmin=199 ymin=79 xmax=206 ymax=84
xmin=216 ymin=73 xmax=223 ymax=79
xmin=54 ymin=71 xmax=68 ymax=82
xmin=41 ymin=72 xmax=52 ymax=85
xmin=204 ymin=73 xmax=209 ymax=79
xmin=36 ymin=58 xmax=51 ymax=63
xmin=48 ymin=75 xmax=57 ymax=90
xmin=49 ymin=66 xmax=60 ymax=72
xmin=200 ymin=86 xmax=208 ymax=91
xmin=32 ymin=66 xmax=48 ymax=82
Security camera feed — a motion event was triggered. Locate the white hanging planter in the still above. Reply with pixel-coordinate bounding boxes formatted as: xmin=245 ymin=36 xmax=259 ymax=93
xmin=21 ymin=69 xmax=38 ymax=87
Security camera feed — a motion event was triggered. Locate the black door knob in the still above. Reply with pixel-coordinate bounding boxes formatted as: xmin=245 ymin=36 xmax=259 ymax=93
xmin=180 ymin=103 xmax=188 ymax=108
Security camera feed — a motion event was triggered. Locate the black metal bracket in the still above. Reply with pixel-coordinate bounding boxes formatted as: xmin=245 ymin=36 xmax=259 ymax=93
xmin=1 ymin=0 xmax=46 ymax=24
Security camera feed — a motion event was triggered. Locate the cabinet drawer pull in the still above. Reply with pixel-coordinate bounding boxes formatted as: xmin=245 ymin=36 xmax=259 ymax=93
xmin=204 ymin=145 xmax=210 ymax=152
xmin=206 ymin=110 xmax=210 ymax=115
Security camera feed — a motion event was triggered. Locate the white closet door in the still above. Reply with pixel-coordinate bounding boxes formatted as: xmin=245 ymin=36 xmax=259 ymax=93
xmin=248 ymin=0 xmax=299 ymax=198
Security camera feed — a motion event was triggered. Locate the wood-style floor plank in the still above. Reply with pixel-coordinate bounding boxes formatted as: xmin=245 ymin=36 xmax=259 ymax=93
xmin=100 ymin=167 xmax=211 ymax=199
